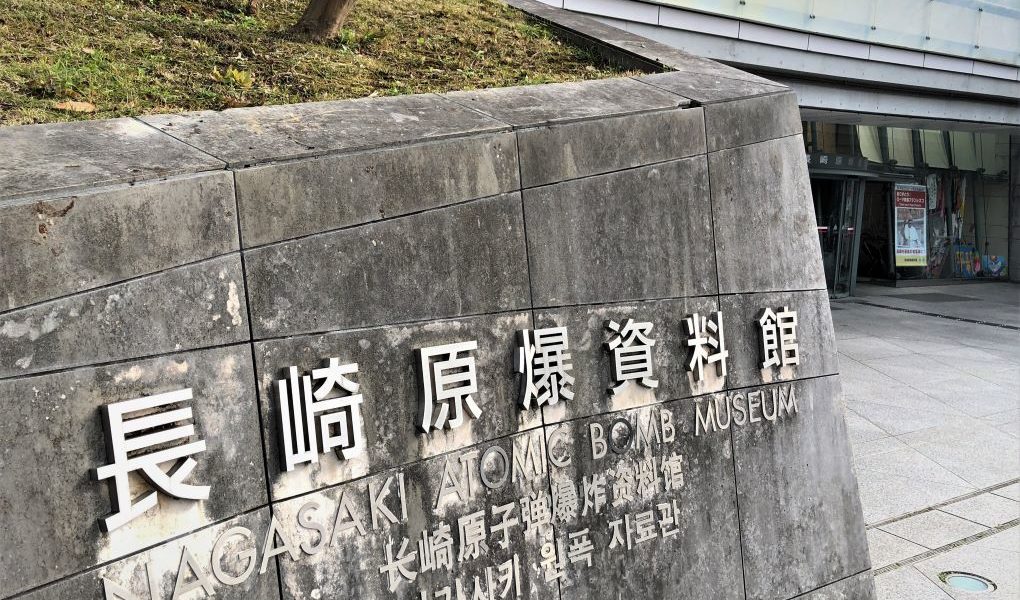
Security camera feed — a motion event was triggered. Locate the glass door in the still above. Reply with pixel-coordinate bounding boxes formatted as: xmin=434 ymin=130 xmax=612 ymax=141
xmin=833 ymin=179 xmax=863 ymax=296
xmin=812 ymin=178 xmax=865 ymax=297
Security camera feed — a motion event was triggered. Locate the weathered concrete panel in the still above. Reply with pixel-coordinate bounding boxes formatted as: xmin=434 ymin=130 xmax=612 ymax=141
xmin=549 ymin=398 xmax=744 ymax=600
xmin=730 ymin=376 xmax=870 ymax=600
xmin=637 ymin=71 xmax=788 ymax=104
xmin=235 ymin=132 xmax=520 ymax=247
xmin=140 ymin=95 xmax=508 ymax=167
xmin=0 ymin=118 xmax=224 ymax=201
xmin=704 ymin=92 xmax=802 ymax=152
xmin=253 ymin=311 xmax=538 ymax=501
xmin=524 ymin=157 xmax=716 ymax=307
xmin=271 ymin=429 xmax=555 ymax=600
xmin=0 ymin=172 xmax=239 ymax=312
xmin=720 ymin=289 xmax=839 ymax=389
xmin=20 ymin=510 xmax=279 ymax=600
xmin=0 ymin=345 xmax=267 ymax=596
xmin=245 ymin=193 xmax=530 ymax=338
xmin=0 ymin=255 xmax=249 ymax=378
xmin=535 ymin=296 xmax=724 ymax=427
xmin=517 ymin=107 xmax=705 ymax=188
xmin=446 ymin=78 xmax=687 ymax=127
xmin=709 ymin=135 xmax=827 ymax=294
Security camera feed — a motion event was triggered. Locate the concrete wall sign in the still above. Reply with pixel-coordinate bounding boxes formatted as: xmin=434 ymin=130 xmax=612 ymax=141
xmin=0 ymin=48 xmax=872 ymax=600
xmin=89 ymin=306 xmax=804 ymax=535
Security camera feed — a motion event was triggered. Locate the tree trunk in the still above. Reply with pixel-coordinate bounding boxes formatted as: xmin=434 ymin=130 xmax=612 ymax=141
xmin=293 ymin=0 xmax=357 ymax=41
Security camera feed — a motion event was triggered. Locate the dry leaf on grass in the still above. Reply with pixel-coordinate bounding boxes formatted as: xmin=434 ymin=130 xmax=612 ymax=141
xmin=54 ymin=100 xmax=97 ymax=112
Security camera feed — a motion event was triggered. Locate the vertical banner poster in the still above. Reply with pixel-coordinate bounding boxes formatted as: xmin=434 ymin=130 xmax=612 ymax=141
xmin=894 ymin=183 xmax=928 ymax=267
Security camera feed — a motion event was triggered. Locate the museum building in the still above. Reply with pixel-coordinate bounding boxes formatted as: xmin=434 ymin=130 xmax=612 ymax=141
xmin=543 ymin=0 xmax=1020 ymax=296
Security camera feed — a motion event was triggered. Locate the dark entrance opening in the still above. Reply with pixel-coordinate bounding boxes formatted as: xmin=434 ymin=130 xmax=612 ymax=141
xmin=857 ymin=180 xmax=895 ymax=282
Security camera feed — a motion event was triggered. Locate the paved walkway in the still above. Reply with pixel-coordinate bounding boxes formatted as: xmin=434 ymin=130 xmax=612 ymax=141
xmin=833 ymin=282 xmax=1019 ymax=599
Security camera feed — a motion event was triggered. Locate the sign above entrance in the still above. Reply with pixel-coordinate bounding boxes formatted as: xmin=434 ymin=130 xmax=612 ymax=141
xmin=806 ymin=152 xmax=868 ymax=172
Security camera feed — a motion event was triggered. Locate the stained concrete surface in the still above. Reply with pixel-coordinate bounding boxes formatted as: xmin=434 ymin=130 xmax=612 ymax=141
xmin=834 ymin=282 xmax=1020 ymax=600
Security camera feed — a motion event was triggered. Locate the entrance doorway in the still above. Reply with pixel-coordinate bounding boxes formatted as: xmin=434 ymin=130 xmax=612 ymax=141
xmin=857 ymin=181 xmax=895 ymax=283
xmin=811 ymin=177 xmax=864 ymax=297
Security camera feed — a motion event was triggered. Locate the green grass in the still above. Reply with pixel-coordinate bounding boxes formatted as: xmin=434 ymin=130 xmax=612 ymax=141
xmin=0 ymin=0 xmax=633 ymax=126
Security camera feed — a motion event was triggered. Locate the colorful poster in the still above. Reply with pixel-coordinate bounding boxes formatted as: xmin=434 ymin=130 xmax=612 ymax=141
xmin=894 ymin=183 xmax=928 ymax=267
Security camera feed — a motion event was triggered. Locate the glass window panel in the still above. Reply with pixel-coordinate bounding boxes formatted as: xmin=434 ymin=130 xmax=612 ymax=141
xmin=857 ymin=125 xmax=882 ymax=163
xmin=975 ymin=8 xmax=1020 ymax=64
xmin=921 ymin=130 xmax=950 ymax=169
xmin=655 ymin=0 xmax=1019 ymax=67
xmin=950 ymin=131 xmax=979 ymax=171
xmin=888 ymin=128 xmax=915 ymax=167
xmin=978 ymin=132 xmax=1009 ymax=175
xmin=928 ymin=1 xmax=980 ymax=58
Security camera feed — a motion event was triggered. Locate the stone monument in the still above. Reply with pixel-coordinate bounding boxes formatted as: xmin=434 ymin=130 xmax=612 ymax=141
xmin=0 ymin=15 xmax=874 ymax=600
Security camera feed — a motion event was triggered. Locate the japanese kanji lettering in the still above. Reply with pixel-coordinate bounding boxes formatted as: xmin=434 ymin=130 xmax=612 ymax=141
xmin=604 ymin=318 xmax=659 ymax=393
xmin=415 ymin=341 xmax=482 ymax=433
xmin=515 ymin=326 xmax=575 ymax=409
xmin=93 ymin=388 xmax=210 ymax=532
xmin=685 ymin=311 xmax=728 ymax=381
xmin=759 ymin=306 xmax=801 ymax=368
xmin=277 ymin=358 xmax=366 ymax=472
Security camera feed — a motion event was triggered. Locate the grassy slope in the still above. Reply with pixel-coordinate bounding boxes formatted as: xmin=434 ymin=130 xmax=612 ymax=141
xmin=0 ymin=0 xmax=629 ymax=125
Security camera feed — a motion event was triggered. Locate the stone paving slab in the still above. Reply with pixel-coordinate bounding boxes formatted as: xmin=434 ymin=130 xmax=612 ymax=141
xmin=0 ymin=118 xmax=224 ymax=201
xmin=855 ymin=446 xmax=972 ymax=488
xmin=940 ymin=493 xmax=1020 ymax=527
xmin=866 ymin=529 xmax=928 ymax=570
xmin=797 ymin=572 xmax=878 ymax=600
xmin=914 ymin=539 xmax=1019 ymax=599
xmin=993 ymin=483 xmax=1020 ymax=501
xmin=874 ymin=566 xmax=955 ymax=600
xmin=879 ymin=511 xmax=987 ymax=550
xmin=855 ymin=463 xmax=976 ymax=526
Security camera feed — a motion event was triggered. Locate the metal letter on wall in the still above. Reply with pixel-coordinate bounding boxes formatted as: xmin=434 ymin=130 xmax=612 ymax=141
xmin=604 ymin=319 xmax=658 ymax=394
xmin=759 ymin=307 xmax=801 ymax=369
xmin=415 ymin=341 xmax=482 ymax=433
xmin=515 ymin=327 xmax=575 ymax=410
xmin=684 ymin=311 xmax=728 ymax=382
xmin=93 ymin=388 xmax=210 ymax=532
xmin=277 ymin=357 xmax=367 ymax=472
